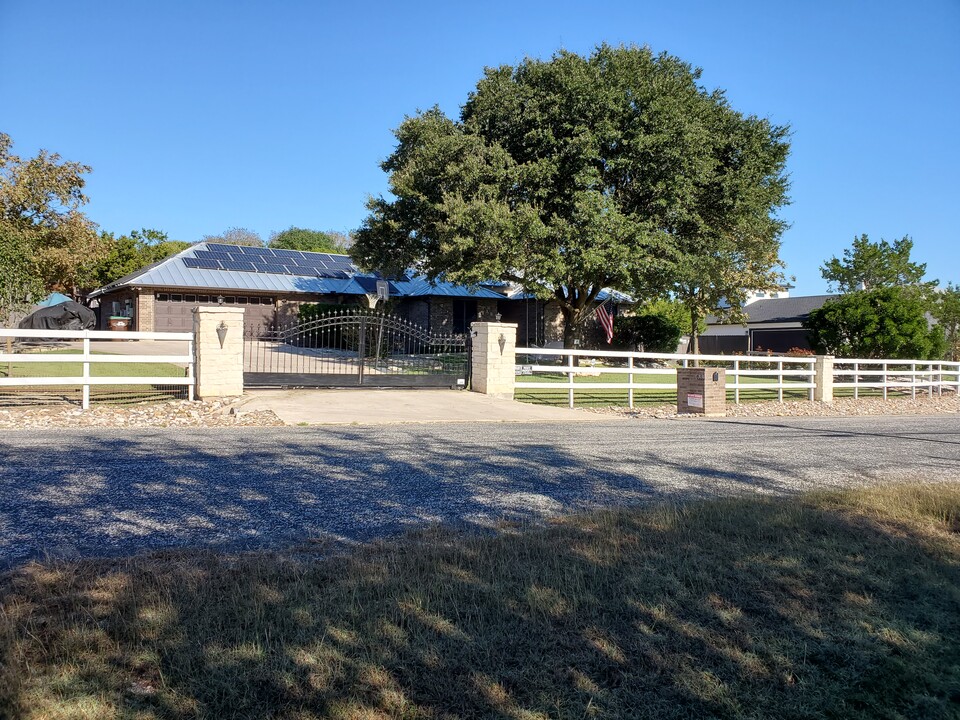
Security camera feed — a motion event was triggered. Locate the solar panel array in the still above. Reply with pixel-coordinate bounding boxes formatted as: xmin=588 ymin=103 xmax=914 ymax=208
xmin=182 ymin=243 xmax=357 ymax=279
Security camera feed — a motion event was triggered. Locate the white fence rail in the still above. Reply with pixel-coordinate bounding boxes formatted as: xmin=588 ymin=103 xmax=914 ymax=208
xmin=514 ymin=347 xmax=816 ymax=408
xmin=833 ymin=358 xmax=960 ymax=399
xmin=0 ymin=329 xmax=194 ymax=409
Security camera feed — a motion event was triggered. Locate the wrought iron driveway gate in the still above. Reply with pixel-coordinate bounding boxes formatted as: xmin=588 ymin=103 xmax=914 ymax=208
xmin=244 ymin=310 xmax=469 ymax=388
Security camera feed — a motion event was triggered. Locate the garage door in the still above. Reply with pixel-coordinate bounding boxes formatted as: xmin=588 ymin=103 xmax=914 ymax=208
xmin=750 ymin=329 xmax=812 ymax=353
xmin=153 ymin=293 xmax=277 ymax=333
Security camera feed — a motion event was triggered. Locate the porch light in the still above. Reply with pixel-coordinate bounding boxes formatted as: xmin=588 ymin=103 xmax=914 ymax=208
xmin=217 ymin=321 xmax=228 ymax=348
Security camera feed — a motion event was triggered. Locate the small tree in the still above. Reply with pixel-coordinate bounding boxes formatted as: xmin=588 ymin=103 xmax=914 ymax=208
xmin=821 ymin=234 xmax=935 ymax=293
xmin=933 ymin=284 xmax=960 ymax=361
xmin=0 ymin=223 xmax=41 ymax=325
xmin=0 ymin=132 xmax=104 ymax=298
xmin=269 ymin=227 xmax=346 ymax=253
xmin=92 ymin=229 xmax=191 ymax=287
xmin=201 ymin=227 xmax=263 ymax=247
xmin=804 ymin=287 xmax=945 ymax=360
xmin=611 ymin=314 xmax=682 ymax=353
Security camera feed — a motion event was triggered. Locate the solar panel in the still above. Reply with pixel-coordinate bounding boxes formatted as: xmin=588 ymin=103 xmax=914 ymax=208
xmin=255 ymin=262 xmax=288 ymax=274
xmin=280 ymin=266 xmax=313 ymax=277
xmin=219 ymin=260 xmax=256 ymax=272
xmin=186 ymin=258 xmax=222 ymax=270
xmin=205 ymin=243 xmax=239 ymax=253
xmin=271 ymin=249 xmax=304 ymax=261
xmin=236 ymin=246 xmax=274 ymax=256
xmin=195 ymin=251 xmax=234 ymax=262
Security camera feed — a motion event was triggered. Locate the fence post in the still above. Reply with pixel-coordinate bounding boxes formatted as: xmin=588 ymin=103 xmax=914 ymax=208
xmin=469 ymin=322 xmax=517 ymax=399
xmin=814 ymin=355 xmax=834 ymax=403
xmin=193 ymin=306 xmax=245 ymax=399
xmin=82 ymin=334 xmax=90 ymax=410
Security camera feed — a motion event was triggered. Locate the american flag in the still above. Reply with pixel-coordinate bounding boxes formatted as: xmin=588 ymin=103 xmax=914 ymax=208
xmin=596 ymin=302 xmax=614 ymax=344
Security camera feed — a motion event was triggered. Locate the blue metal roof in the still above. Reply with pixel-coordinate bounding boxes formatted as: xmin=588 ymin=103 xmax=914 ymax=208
xmin=89 ymin=242 xmax=504 ymax=300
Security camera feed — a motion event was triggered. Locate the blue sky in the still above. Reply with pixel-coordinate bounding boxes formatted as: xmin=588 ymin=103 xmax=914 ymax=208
xmin=2 ymin=0 xmax=957 ymax=295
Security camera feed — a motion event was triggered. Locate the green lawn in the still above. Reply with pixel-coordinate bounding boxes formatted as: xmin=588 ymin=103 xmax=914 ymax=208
xmin=3 ymin=483 xmax=959 ymax=719
xmin=515 ymin=369 xmax=813 ymax=407
xmin=0 ymin=350 xmax=188 ymax=404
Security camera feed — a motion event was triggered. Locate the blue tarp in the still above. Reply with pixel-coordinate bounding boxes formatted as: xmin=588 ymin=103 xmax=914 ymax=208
xmin=36 ymin=292 xmax=72 ymax=308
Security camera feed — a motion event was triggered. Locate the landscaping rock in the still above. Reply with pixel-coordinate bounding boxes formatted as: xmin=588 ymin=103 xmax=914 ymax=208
xmin=0 ymin=397 xmax=283 ymax=429
xmin=589 ymin=393 xmax=960 ymax=420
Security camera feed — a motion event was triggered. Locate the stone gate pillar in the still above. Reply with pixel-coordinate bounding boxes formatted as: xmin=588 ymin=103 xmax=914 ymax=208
xmin=193 ymin=306 xmax=245 ymax=399
xmin=470 ymin=322 xmax=517 ymax=399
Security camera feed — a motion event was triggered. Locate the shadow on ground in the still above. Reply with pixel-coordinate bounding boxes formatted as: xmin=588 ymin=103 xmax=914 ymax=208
xmin=1 ymin=485 xmax=959 ymax=719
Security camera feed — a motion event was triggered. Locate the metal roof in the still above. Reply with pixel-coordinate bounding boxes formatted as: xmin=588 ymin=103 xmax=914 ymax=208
xmin=706 ymin=295 xmax=837 ymax=325
xmin=89 ymin=242 xmax=505 ymax=300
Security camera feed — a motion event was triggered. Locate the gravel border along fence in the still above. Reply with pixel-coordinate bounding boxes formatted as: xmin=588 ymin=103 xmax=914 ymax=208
xmin=0 ymin=393 xmax=957 ymax=429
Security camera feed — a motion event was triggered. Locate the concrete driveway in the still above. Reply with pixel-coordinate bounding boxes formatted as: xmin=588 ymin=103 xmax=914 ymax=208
xmin=237 ymin=388 xmax=626 ymax=424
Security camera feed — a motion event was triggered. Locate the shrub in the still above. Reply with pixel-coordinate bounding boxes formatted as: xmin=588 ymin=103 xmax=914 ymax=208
xmin=610 ymin=314 xmax=683 ymax=353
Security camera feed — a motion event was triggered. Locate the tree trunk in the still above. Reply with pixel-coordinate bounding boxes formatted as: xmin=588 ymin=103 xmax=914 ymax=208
xmin=561 ymin=309 xmax=584 ymax=349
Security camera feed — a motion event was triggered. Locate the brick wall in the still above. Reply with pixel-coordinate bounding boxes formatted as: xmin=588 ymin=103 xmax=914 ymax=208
xmin=136 ymin=290 xmax=154 ymax=332
xmin=430 ymin=298 xmax=454 ymax=333
xmin=476 ymin=299 xmax=499 ymax=322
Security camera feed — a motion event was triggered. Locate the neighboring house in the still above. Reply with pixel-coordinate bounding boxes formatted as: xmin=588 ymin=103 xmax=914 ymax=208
xmin=86 ymin=242 xmax=628 ymax=344
xmin=699 ymin=294 xmax=837 ymax=354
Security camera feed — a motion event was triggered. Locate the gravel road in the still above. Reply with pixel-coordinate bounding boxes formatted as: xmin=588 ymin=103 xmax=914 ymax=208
xmin=2 ymin=415 xmax=958 ymax=566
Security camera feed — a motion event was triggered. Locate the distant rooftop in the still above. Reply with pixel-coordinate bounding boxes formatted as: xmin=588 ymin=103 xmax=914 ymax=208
xmin=707 ymin=294 xmax=837 ymax=325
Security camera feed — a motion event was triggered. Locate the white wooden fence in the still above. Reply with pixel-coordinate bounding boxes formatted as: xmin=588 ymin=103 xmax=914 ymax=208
xmin=833 ymin=358 xmax=960 ymax=399
xmin=514 ymin=347 xmax=816 ymax=408
xmin=0 ymin=329 xmax=194 ymax=409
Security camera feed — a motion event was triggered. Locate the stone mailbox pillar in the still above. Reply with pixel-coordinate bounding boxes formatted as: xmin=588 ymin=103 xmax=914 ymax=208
xmin=814 ymin=355 xmax=834 ymax=403
xmin=470 ymin=322 xmax=518 ymax=399
xmin=193 ymin=306 xmax=245 ymax=399
xmin=677 ymin=367 xmax=726 ymax=417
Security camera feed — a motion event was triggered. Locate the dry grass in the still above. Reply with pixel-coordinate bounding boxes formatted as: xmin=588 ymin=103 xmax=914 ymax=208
xmin=2 ymin=484 xmax=959 ymax=719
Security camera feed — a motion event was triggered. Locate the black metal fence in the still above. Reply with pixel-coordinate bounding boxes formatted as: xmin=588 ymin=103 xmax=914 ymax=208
xmin=243 ymin=309 xmax=468 ymax=388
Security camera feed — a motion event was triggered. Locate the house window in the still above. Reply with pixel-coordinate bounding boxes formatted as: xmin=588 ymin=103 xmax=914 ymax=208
xmin=237 ymin=297 xmax=248 ymax=305
xmin=223 ymin=296 xmax=235 ymax=304
xmin=248 ymin=297 xmax=260 ymax=305
xmin=184 ymin=295 xmax=196 ymax=303
xmin=171 ymin=294 xmax=183 ymax=302
xmin=198 ymin=295 xmax=209 ymax=303
xmin=156 ymin=293 xmax=169 ymax=302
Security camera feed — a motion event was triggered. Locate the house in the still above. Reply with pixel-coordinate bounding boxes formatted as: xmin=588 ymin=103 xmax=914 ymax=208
xmin=86 ymin=242 xmax=625 ymax=344
xmin=699 ymin=293 xmax=836 ymax=354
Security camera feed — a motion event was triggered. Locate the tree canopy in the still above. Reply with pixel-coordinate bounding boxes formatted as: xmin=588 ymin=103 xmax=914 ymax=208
xmin=92 ymin=229 xmax=191 ymax=287
xmin=821 ymin=234 xmax=934 ymax=293
xmin=268 ymin=227 xmax=347 ymax=253
xmin=933 ymin=284 xmax=960 ymax=361
xmin=353 ymin=44 xmax=790 ymax=347
xmin=201 ymin=227 xmax=263 ymax=247
xmin=804 ymin=287 xmax=945 ymax=360
xmin=0 ymin=132 xmax=104 ymax=318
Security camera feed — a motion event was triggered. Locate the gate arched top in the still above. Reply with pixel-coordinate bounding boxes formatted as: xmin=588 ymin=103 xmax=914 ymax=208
xmin=266 ymin=309 xmax=464 ymax=346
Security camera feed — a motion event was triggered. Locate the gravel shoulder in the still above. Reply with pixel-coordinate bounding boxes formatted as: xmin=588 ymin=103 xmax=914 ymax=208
xmin=2 ymin=416 xmax=958 ymax=566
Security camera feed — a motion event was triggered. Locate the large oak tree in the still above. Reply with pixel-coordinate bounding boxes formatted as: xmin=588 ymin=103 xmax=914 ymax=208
xmin=353 ymin=44 xmax=790 ymax=347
